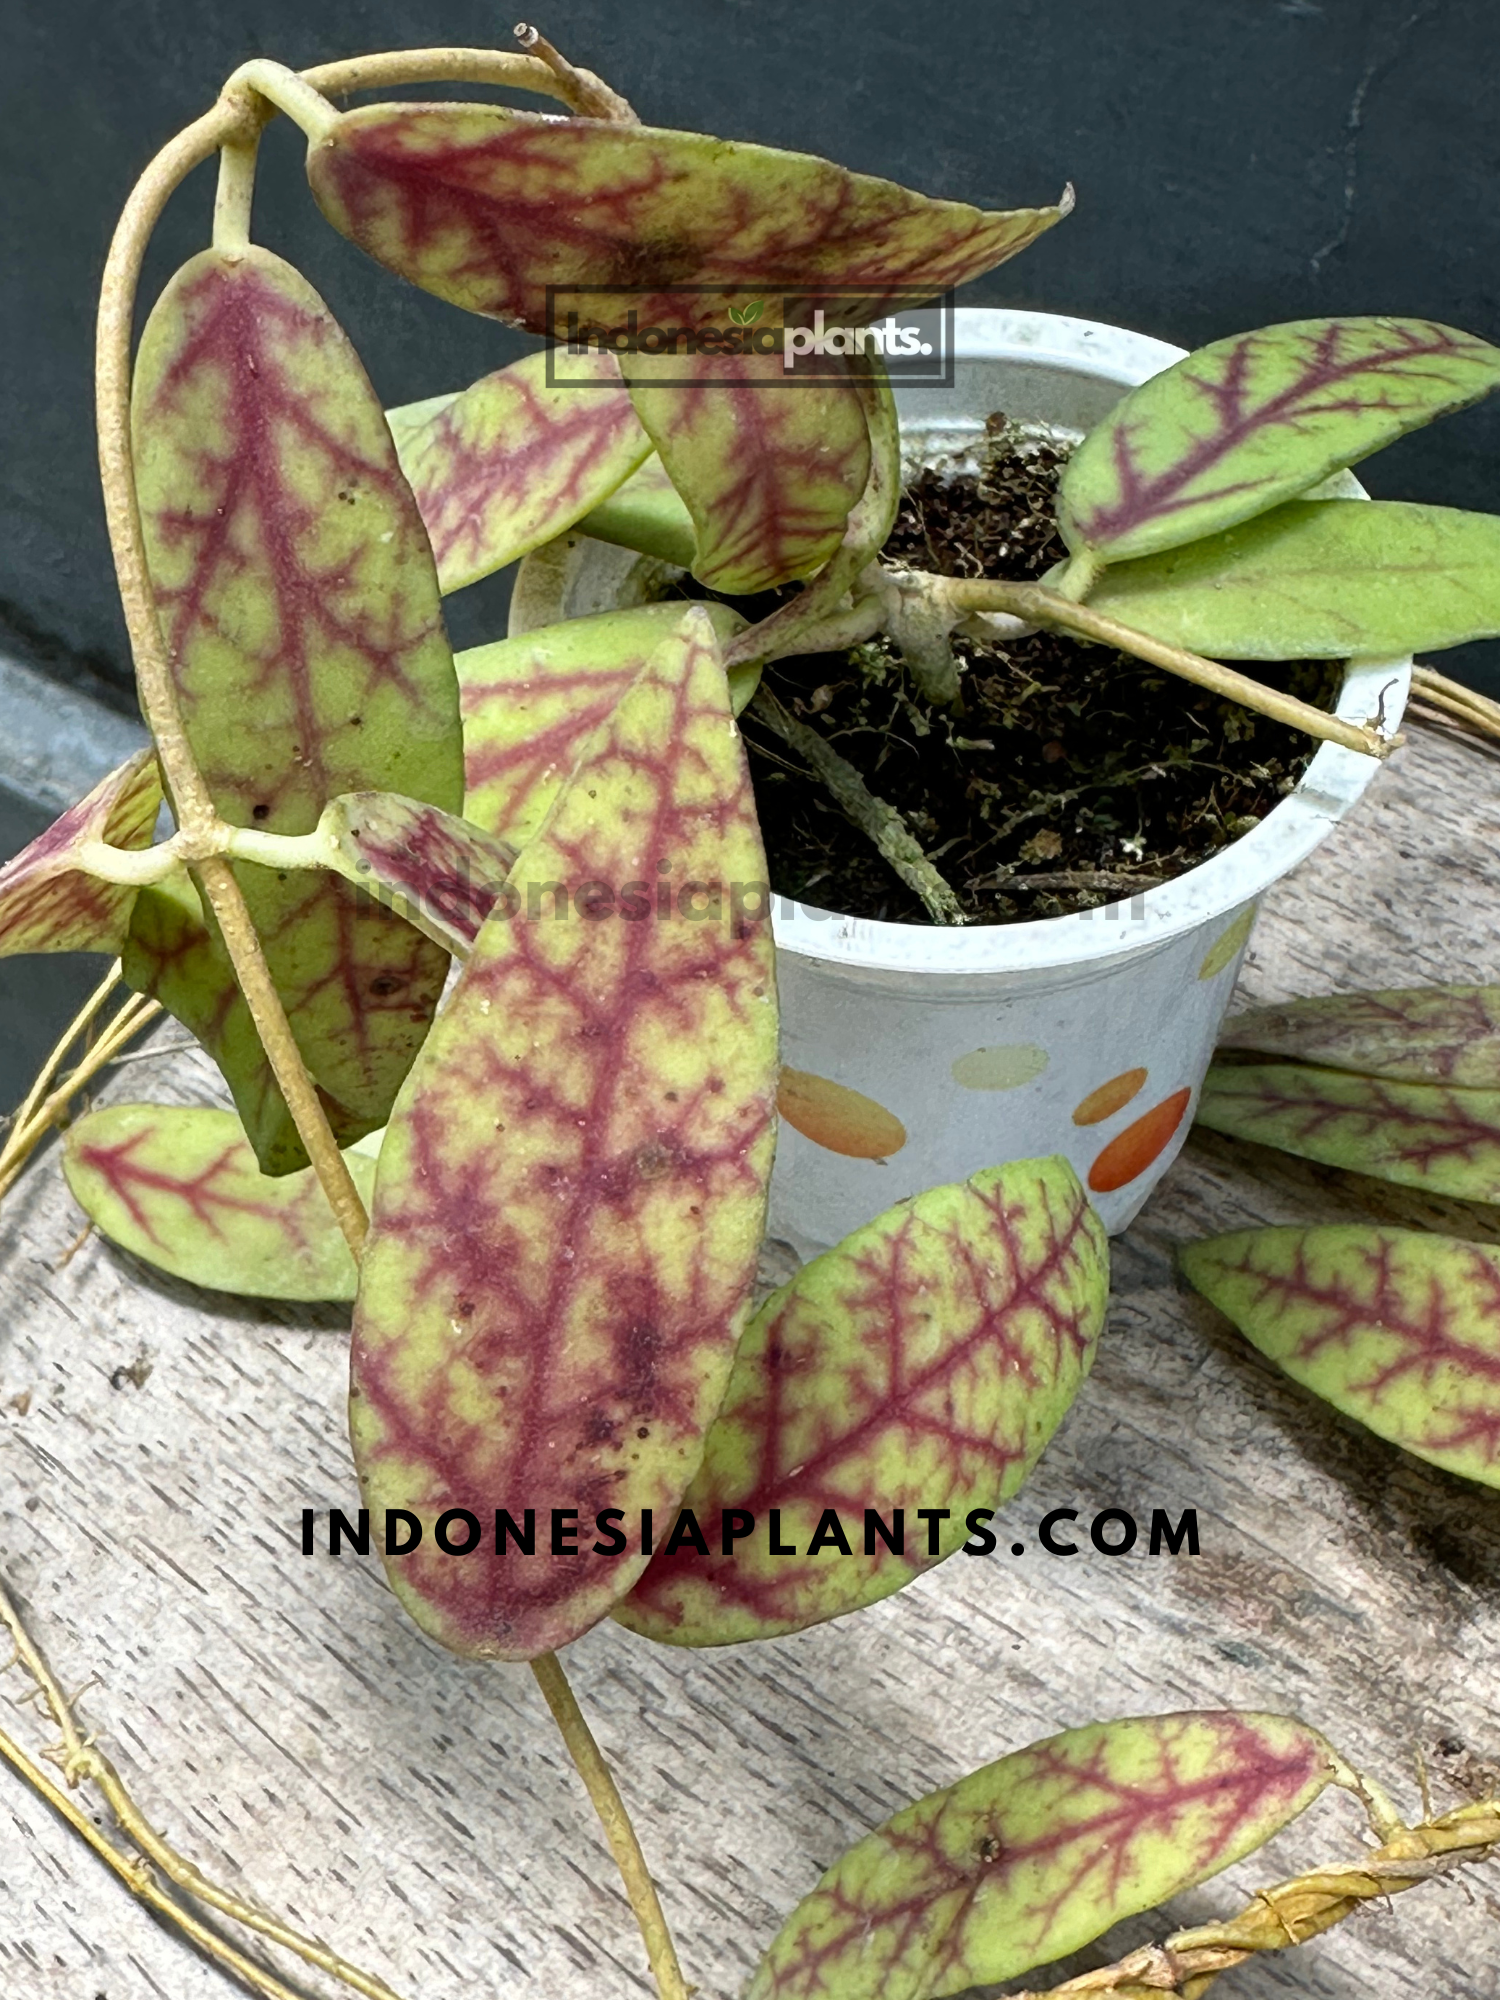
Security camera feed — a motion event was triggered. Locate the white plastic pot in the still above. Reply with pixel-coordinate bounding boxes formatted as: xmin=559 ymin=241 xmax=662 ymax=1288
xmin=516 ymin=309 xmax=1410 ymax=1252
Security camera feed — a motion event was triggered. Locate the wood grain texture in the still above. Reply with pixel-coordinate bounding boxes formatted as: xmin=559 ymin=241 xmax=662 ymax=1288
xmin=2 ymin=721 xmax=1498 ymax=2000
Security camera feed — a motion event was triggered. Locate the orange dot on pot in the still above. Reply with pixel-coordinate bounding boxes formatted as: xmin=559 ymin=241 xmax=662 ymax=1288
xmin=1087 ymin=1086 xmax=1192 ymax=1193
xmin=778 ymin=1068 xmax=908 ymax=1160
xmin=1072 ymin=1067 xmax=1148 ymax=1127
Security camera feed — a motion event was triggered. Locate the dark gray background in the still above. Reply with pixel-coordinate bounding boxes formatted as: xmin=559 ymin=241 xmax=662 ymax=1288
xmin=4 ymin=0 xmax=1498 ymax=705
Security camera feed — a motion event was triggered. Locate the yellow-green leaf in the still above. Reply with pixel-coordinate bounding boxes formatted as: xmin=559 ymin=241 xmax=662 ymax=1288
xmin=1181 ymin=1225 xmax=1500 ymax=1488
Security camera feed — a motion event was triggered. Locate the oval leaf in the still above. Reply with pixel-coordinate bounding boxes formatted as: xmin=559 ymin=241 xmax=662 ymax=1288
xmin=616 ymin=1156 xmax=1106 ymax=1647
xmin=578 ymin=453 xmax=698 ymax=568
xmin=0 ymin=750 xmax=160 ymax=957
xmin=131 ymin=246 xmax=465 ymax=1166
xmin=458 ymin=602 xmax=753 ymax=846
xmin=307 ymin=103 xmax=1070 ymax=329
xmin=396 ymin=349 xmax=652 ymax=593
xmin=1060 ymin=317 xmax=1500 ymax=563
xmin=621 ymin=353 xmax=871 ymax=593
xmin=63 ymin=1104 xmax=375 ymax=1301
xmin=1084 ymin=498 xmax=1500 ymax=659
xmin=1181 ymin=1224 xmax=1500 ymax=1487
xmin=349 ymin=607 xmax=780 ymax=1660
xmin=1220 ymin=984 xmax=1500 ymax=1089
xmin=316 ymin=791 xmax=516 ymax=957
xmin=747 ymin=1711 xmax=1339 ymax=2000
xmin=1197 ymin=1060 xmax=1500 ymax=1202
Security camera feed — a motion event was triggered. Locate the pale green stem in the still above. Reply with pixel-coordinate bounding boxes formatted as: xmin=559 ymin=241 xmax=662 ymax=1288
xmin=225 ymin=60 xmax=340 ymax=142
xmin=73 ymin=824 xmax=331 ymax=888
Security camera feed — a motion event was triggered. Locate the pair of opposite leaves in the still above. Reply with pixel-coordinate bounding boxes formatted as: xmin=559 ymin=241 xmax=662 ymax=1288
xmin=1187 ymin=982 xmax=1500 ymax=1493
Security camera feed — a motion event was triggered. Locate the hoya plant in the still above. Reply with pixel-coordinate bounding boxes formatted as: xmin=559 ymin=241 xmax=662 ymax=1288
xmin=1 ymin=25 xmax=1499 ymax=2000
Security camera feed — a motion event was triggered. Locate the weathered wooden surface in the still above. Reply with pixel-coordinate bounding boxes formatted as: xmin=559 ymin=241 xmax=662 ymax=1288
xmin=2 ymin=719 xmax=1499 ymax=2000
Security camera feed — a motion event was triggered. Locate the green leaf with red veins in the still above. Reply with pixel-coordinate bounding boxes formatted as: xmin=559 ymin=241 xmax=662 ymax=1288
xmin=62 ymin=1104 xmax=377 ymax=1302
xmin=615 ymin=1155 xmax=1106 ymax=1648
xmin=0 ymin=750 xmax=160 ymax=957
xmin=384 ymin=389 xmax=458 ymax=457
xmin=620 ymin=352 xmax=871 ymax=593
xmin=458 ymin=602 xmax=754 ymax=845
xmin=1220 ymin=984 xmax=1500 ymax=1089
xmin=130 ymin=245 xmax=465 ymax=1170
xmin=306 ymin=103 xmax=1071 ymax=330
xmin=577 ymin=453 xmax=698 ymax=568
xmin=1083 ymin=499 xmax=1500 ymax=659
xmin=349 ymin=606 xmax=779 ymax=1660
xmin=395 ymin=349 xmax=652 ymax=593
xmin=1181 ymin=1225 xmax=1500 ymax=1487
xmin=747 ymin=1710 xmax=1340 ymax=2000
xmin=122 ymin=876 xmax=306 ymax=1175
xmin=1197 ymin=1061 xmax=1500 ymax=1202
xmin=316 ymin=791 xmax=516 ymax=957
xmin=1059 ymin=317 xmax=1500 ymax=564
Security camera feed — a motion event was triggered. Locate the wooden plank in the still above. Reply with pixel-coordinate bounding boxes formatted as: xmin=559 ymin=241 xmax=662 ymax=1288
xmin=2 ymin=720 xmax=1498 ymax=2000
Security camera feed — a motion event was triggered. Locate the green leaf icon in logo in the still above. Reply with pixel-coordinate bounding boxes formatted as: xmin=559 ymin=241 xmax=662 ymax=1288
xmin=728 ymin=298 xmax=766 ymax=327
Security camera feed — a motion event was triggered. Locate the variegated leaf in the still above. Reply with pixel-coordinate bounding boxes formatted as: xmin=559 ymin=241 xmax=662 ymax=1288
xmin=62 ymin=1104 xmax=376 ymax=1301
xmin=616 ymin=1157 xmax=1106 ymax=1647
xmin=384 ymin=389 xmax=458 ymax=457
xmin=748 ymin=1711 xmax=1339 ymax=2000
xmin=1197 ymin=1060 xmax=1500 ymax=1202
xmin=621 ymin=352 xmax=870 ymax=592
xmin=0 ymin=750 xmax=160 ymax=957
xmin=349 ymin=607 xmax=779 ymax=1660
xmin=395 ymin=348 xmax=652 ymax=592
xmin=131 ymin=246 xmax=464 ymax=1168
xmin=306 ymin=103 xmax=1070 ymax=330
xmin=459 ymin=602 xmax=754 ymax=845
xmin=1084 ymin=499 xmax=1500 ymax=659
xmin=1180 ymin=1225 xmax=1500 ymax=1487
xmin=578 ymin=453 xmax=697 ymax=567
xmin=122 ymin=876 xmax=312 ymax=1175
xmin=1220 ymin=984 xmax=1500 ymax=1089
xmin=1060 ymin=317 xmax=1500 ymax=564
xmin=316 ymin=791 xmax=516 ymax=957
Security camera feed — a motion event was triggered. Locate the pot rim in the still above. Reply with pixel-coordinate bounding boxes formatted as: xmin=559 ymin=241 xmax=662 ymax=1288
xmin=769 ymin=306 xmax=1411 ymax=977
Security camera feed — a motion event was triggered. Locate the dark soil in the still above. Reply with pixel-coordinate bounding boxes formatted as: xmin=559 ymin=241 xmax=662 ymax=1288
xmin=736 ymin=417 xmax=1340 ymax=925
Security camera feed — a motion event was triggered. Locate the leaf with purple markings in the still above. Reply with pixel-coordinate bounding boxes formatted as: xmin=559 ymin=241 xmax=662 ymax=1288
xmin=0 ymin=750 xmax=160 ymax=957
xmin=1221 ymin=984 xmax=1500 ymax=1089
xmin=578 ymin=453 xmax=697 ymax=567
xmin=131 ymin=245 xmax=464 ymax=1169
xmin=317 ymin=791 xmax=516 ymax=956
xmin=62 ymin=1104 xmax=377 ymax=1301
xmin=307 ymin=103 xmax=1070 ymax=331
xmin=1060 ymin=317 xmax=1500 ymax=564
xmin=458 ymin=601 xmax=754 ymax=845
xmin=1084 ymin=499 xmax=1500 ymax=659
xmin=1197 ymin=1060 xmax=1500 ymax=1202
xmin=395 ymin=348 xmax=652 ymax=592
xmin=616 ymin=1156 xmax=1106 ymax=1647
xmin=1181 ymin=1225 xmax=1500 ymax=1487
xmin=621 ymin=352 xmax=871 ymax=592
xmin=748 ymin=1710 xmax=1340 ymax=2000
xmin=349 ymin=606 xmax=779 ymax=1660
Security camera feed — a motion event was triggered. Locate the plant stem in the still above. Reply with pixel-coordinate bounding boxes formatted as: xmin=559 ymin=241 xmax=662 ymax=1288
xmin=1009 ymin=1798 xmax=1500 ymax=1999
xmin=0 ymin=1575 xmax=411 ymax=2000
xmin=1410 ymin=664 xmax=1500 ymax=745
xmin=213 ymin=131 xmax=261 ymax=252
xmin=750 ymin=686 xmax=968 ymax=923
xmin=529 ymin=1652 xmax=690 ymax=2000
xmin=0 ymin=985 xmax=161 ymax=1205
xmin=896 ymin=572 xmax=1396 ymax=759
xmin=513 ymin=20 xmax=639 ymax=121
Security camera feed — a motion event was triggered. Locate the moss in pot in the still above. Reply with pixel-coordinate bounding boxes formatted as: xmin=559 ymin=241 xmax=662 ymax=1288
xmin=5 ymin=26 xmax=1500 ymax=2000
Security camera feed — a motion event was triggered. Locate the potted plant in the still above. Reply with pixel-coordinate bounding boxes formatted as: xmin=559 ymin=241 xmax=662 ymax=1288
xmin=2 ymin=25 xmax=1498 ymax=2000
